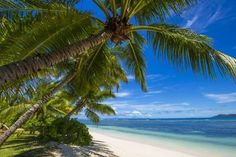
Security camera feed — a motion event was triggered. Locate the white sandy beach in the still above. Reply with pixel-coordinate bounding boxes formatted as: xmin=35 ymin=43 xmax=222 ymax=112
xmin=90 ymin=131 xmax=198 ymax=157
xmin=51 ymin=131 xmax=199 ymax=157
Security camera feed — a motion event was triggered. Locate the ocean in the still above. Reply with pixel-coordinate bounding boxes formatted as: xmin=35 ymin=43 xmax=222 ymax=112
xmin=80 ymin=118 xmax=236 ymax=157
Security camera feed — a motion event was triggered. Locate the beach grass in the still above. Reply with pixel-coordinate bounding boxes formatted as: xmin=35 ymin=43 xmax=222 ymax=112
xmin=0 ymin=133 xmax=50 ymax=157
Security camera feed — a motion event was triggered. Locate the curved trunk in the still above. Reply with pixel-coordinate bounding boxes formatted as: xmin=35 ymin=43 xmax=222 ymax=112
xmin=66 ymin=100 xmax=85 ymax=118
xmin=0 ymin=31 xmax=112 ymax=86
xmin=0 ymin=71 xmax=77 ymax=146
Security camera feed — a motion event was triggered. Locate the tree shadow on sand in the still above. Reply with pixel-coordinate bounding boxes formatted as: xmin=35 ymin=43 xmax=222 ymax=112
xmin=1 ymin=135 xmax=119 ymax=157
xmin=0 ymin=135 xmax=52 ymax=157
xmin=52 ymin=140 xmax=119 ymax=157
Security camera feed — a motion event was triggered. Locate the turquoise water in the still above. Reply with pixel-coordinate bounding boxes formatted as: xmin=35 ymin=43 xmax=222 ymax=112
xmin=81 ymin=119 xmax=236 ymax=157
xmin=89 ymin=126 xmax=236 ymax=157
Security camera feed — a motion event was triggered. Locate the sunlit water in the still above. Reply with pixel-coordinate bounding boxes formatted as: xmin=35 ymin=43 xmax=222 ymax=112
xmin=80 ymin=118 xmax=236 ymax=157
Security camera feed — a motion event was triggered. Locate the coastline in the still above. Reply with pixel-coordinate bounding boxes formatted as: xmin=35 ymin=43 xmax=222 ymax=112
xmin=87 ymin=125 xmax=236 ymax=157
xmin=90 ymin=131 xmax=197 ymax=157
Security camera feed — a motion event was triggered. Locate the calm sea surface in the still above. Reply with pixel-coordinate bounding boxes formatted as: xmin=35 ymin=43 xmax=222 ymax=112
xmin=80 ymin=118 xmax=236 ymax=157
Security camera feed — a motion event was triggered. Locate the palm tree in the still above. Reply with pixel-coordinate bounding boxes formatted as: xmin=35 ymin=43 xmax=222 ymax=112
xmin=66 ymin=89 xmax=116 ymax=123
xmin=0 ymin=0 xmax=236 ymax=87
xmin=0 ymin=67 xmax=78 ymax=145
xmin=0 ymin=42 xmax=127 ymax=145
xmin=0 ymin=84 xmax=73 ymax=127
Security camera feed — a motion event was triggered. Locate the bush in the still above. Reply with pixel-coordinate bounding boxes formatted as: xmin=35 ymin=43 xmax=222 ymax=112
xmin=41 ymin=118 xmax=92 ymax=146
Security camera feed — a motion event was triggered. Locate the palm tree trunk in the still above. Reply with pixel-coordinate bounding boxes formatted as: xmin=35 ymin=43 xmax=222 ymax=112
xmin=0 ymin=71 xmax=77 ymax=146
xmin=66 ymin=100 xmax=85 ymax=118
xmin=0 ymin=31 xmax=112 ymax=86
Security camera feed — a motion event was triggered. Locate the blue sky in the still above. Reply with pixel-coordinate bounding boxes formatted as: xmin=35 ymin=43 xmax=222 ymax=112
xmin=79 ymin=0 xmax=236 ymax=118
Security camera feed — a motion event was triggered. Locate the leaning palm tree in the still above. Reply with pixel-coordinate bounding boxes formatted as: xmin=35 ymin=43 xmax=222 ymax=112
xmin=0 ymin=41 xmax=127 ymax=145
xmin=0 ymin=90 xmax=73 ymax=127
xmin=0 ymin=0 xmax=236 ymax=86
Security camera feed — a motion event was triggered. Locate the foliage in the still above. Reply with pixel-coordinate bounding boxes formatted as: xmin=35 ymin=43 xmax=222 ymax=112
xmin=0 ymin=80 xmax=73 ymax=126
xmin=1 ymin=0 xmax=235 ymax=92
xmin=0 ymin=134 xmax=47 ymax=157
xmin=69 ymin=89 xmax=116 ymax=124
xmin=41 ymin=118 xmax=92 ymax=146
xmin=0 ymin=0 xmax=235 ymax=147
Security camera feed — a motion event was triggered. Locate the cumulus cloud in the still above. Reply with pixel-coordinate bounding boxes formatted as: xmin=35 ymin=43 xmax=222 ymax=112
xmin=204 ymin=92 xmax=236 ymax=103
xmin=108 ymin=100 xmax=195 ymax=118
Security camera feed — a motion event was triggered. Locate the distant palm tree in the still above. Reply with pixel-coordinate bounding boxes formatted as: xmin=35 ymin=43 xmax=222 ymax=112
xmin=0 ymin=0 xmax=235 ymax=87
xmin=66 ymin=90 xmax=116 ymax=123
xmin=0 ymin=90 xmax=73 ymax=126
xmin=0 ymin=69 xmax=77 ymax=145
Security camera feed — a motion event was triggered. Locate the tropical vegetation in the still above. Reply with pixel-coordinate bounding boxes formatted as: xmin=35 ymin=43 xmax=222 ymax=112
xmin=0 ymin=0 xmax=236 ymax=147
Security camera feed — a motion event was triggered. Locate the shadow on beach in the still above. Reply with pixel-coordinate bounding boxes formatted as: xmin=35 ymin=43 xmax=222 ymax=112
xmin=0 ymin=135 xmax=52 ymax=157
xmin=48 ymin=140 xmax=119 ymax=157
xmin=1 ymin=134 xmax=118 ymax=157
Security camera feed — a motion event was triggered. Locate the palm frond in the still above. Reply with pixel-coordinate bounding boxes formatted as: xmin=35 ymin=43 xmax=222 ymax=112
xmin=128 ymin=0 xmax=197 ymax=23
xmin=109 ymin=0 xmax=117 ymax=16
xmin=88 ymin=103 xmax=116 ymax=115
xmin=0 ymin=103 xmax=32 ymax=123
xmin=93 ymin=90 xmax=116 ymax=101
xmin=92 ymin=0 xmax=111 ymax=18
xmin=0 ymin=0 xmax=75 ymax=20
xmin=69 ymin=42 xmax=127 ymax=96
xmin=116 ymin=32 xmax=147 ymax=91
xmin=38 ymin=0 xmax=81 ymax=7
xmin=121 ymin=0 xmax=130 ymax=18
xmin=85 ymin=108 xmax=100 ymax=124
xmin=132 ymin=24 xmax=236 ymax=79
xmin=0 ymin=11 xmax=94 ymax=66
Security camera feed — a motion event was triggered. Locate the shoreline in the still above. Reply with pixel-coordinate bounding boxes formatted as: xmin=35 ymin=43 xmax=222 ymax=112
xmin=90 ymin=131 xmax=198 ymax=157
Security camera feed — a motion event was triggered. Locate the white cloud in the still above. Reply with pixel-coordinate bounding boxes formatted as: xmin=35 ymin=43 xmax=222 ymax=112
xmin=182 ymin=0 xmax=227 ymax=32
xmin=148 ymin=90 xmax=163 ymax=94
xmin=130 ymin=110 xmax=143 ymax=116
xmin=204 ymin=92 xmax=236 ymax=103
xmin=127 ymin=75 xmax=135 ymax=80
xmin=115 ymin=92 xmax=130 ymax=98
xmin=143 ymin=90 xmax=163 ymax=97
xmin=109 ymin=101 xmax=194 ymax=118
xmin=147 ymin=74 xmax=163 ymax=80
xmin=185 ymin=15 xmax=198 ymax=28
xmin=100 ymin=99 xmax=235 ymax=118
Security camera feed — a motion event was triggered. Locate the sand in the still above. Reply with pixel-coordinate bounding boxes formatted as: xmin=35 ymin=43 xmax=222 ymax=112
xmin=49 ymin=131 xmax=198 ymax=157
xmin=90 ymin=131 xmax=198 ymax=157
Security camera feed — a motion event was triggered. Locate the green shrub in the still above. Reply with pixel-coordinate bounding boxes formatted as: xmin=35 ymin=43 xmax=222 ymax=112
xmin=41 ymin=118 xmax=92 ymax=146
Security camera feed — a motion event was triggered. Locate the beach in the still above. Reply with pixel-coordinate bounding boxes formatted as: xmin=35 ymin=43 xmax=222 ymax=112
xmin=35 ymin=120 xmax=236 ymax=157
xmin=85 ymin=120 xmax=236 ymax=157
xmin=90 ymin=131 xmax=197 ymax=157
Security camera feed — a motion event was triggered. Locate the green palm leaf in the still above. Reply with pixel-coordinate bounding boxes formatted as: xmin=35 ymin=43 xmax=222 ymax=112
xmin=117 ymin=32 xmax=147 ymax=91
xmin=0 ymin=103 xmax=32 ymax=123
xmin=0 ymin=11 xmax=94 ymax=66
xmin=88 ymin=103 xmax=116 ymax=115
xmin=129 ymin=0 xmax=197 ymax=23
xmin=0 ymin=0 xmax=76 ymax=19
xmin=85 ymin=109 xmax=100 ymax=124
xmin=132 ymin=24 xmax=236 ymax=79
